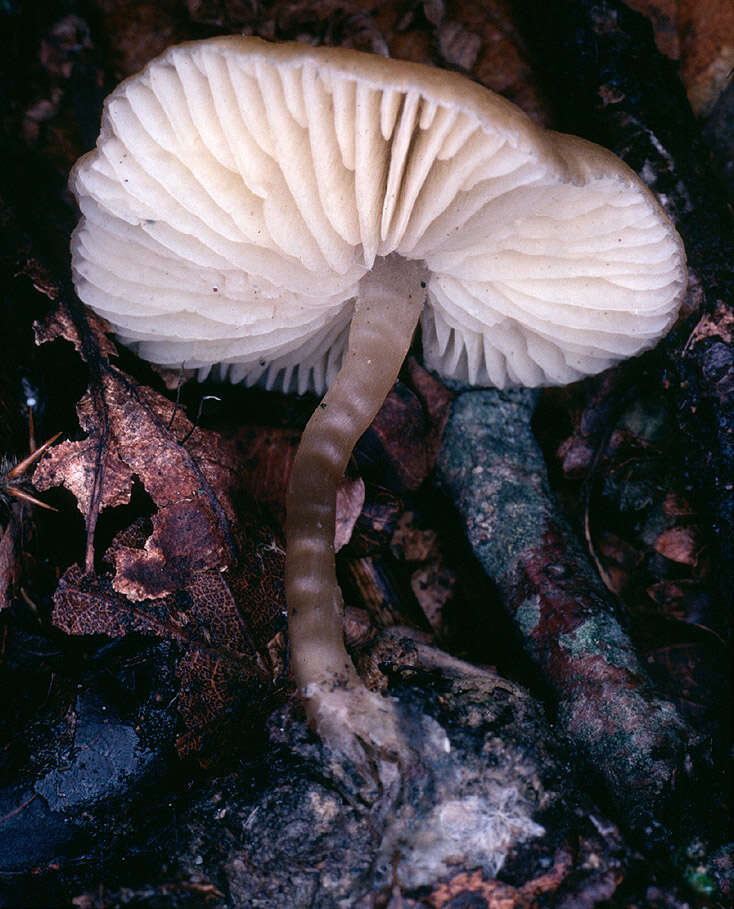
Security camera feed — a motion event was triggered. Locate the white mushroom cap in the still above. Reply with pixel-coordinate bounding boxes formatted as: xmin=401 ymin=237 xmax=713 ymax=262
xmin=70 ymin=36 xmax=686 ymax=394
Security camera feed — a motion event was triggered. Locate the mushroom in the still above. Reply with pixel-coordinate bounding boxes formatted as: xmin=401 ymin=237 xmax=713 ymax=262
xmin=69 ymin=36 xmax=686 ymax=764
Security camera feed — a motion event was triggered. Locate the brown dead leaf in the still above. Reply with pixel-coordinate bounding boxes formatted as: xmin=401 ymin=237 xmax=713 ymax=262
xmin=100 ymin=0 xmax=188 ymax=80
xmin=175 ymin=647 xmax=243 ymax=755
xmin=623 ymin=0 xmax=734 ymax=114
xmin=227 ymin=509 xmax=287 ymax=648
xmin=345 ymin=486 xmax=403 ymax=557
xmin=425 ymin=846 xmax=574 ymax=907
xmin=237 ymin=426 xmax=300 ymax=515
xmin=0 ymin=520 xmax=19 ymax=612
xmin=34 ymin=304 xmax=236 ymax=599
xmin=32 ymin=302 xmax=287 ymax=750
xmin=52 ymin=563 xmax=177 ymax=638
xmin=662 ymin=492 xmax=697 ymax=518
xmin=364 ymin=383 xmax=430 ymax=491
xmin=174 ymin=633 xmax=272 ymax=758
xmin=173 ymin=566 xmax=276 ymax=756
xmin=57 ymin=510 xmax=284 ymax=663
xmin=623 ymin=0 xmax=681 ymax=59
xmin=424 ymin=870 xmax=528 ymax=908
xmin=108 ymin=496 xmax=231 ymax=601
xmin=335 ymin=476 xmax=365 ymax=552
xmin=236 ymin=424 xmax=364 ymax=551
xmin=680 ymin=0 xmax=734 ymax=115
xmin=654 ymin=526 xmax=702 ymax=566
xmin=34 ymin=420 xmax=133 ymax=518
xmin=684 ymin=303 xmax=734 ymax=350
xmin=410 ymin=563 xmax=455 ymax=634
xmin=184 ymin=568 xmax=256 ymax=656
xmin=53 ymin=535 xmax=283 ymax=755
xmin=391 ymin=511 xmax=438 ymax=562
xmin=34 ymin=303 xmax=116 ymax=360
xmin=390 ymin=511 xmax=455 ymax=634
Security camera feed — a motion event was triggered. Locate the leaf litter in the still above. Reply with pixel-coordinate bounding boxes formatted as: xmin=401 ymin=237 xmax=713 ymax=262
xmin=33 ymin=301 xmax=286 ymax=755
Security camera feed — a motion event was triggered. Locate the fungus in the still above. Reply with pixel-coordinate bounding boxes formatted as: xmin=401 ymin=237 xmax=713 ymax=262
xmin=69 ymin=37 xmax=686 ymax=764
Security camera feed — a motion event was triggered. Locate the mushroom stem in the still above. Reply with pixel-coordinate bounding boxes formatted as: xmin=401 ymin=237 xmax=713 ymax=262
xmin=286 ymin=256 xmax=426 ymax=748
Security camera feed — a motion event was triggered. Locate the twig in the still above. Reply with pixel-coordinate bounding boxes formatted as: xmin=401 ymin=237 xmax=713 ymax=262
xmin=436 ymin=388 xmax=695 ymax=834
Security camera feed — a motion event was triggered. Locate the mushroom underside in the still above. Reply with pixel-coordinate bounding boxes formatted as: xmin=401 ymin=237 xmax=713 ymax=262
xmin=70 ymin=38 xmax=685 ymax=397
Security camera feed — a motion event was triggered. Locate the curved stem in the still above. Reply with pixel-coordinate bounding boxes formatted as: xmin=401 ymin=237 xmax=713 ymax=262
xmin=285 ymin=257 xmax=425 ymax=741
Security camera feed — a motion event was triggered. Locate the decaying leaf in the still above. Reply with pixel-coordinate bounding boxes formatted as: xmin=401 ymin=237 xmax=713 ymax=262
xmin=679 ymin=0 xmax=734 ymax=115
xmin=334 ymin=475 xmax=365 ymax=552
xmin=33 ymin=301 xmax=287 ymax=752
xmin=33 ymin=414 xmax=133 ymax=518
xmin=654 ymin=526 xmax=702 ymax=567
xmin=360 ymin=362 xmax=453 ymax=493
xmin=237 ymin=425 xmax=299 ymax=516
xmin=389 ymin=511 xmax=456 ymax=636
xmin=236 ymin=425 xmax=364 ymax=551
xmin=0 ymin=520 xmax=18 ymax=612
xmin=173 ymin=565 xmax=278 ymax=756
xmin=34 ymin=300 xmax=116 ymax=359
xmin=52 ymin=563 xmax=176 ymax=638
xmin=52 ymin=530 xmax=284 ymax=753
xmin=623 ymin=0 xmax=681 ymax=60
xmin=391 ymin=511 xmax=438 ymax=563
xmin=683 ymin=302 xmax=734 ymax=349
xmin=405 ymin=358 xmax=455 ymax=458
xmin=422 ymin=846 xmax=575 ymax=907
xmin=34 ymin=303 xmax=236 ymax=597
xmin=0 ymin=433 xmax=63 ymax=609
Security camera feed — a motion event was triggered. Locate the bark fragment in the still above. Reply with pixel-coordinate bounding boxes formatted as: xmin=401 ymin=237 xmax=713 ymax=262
xmin=436 ymin=389 xmax=694 ymax=832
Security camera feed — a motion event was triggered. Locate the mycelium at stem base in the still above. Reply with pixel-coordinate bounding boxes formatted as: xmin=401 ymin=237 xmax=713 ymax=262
xmin=285 ymin=256 xmax=426 ymax=762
